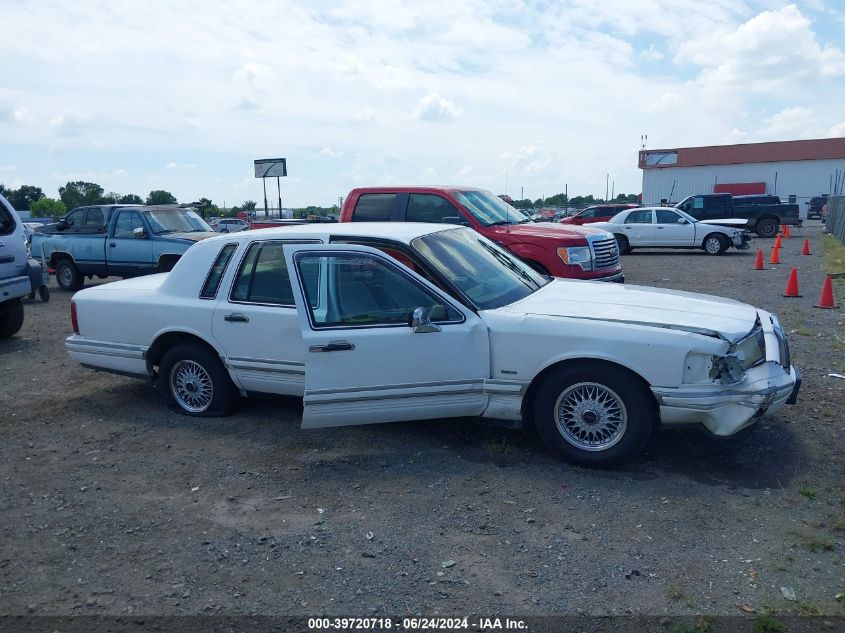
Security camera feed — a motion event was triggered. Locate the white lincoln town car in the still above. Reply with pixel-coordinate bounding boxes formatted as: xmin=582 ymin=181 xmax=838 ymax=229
xmin=66 ymin=223 xmax=799 ymax=467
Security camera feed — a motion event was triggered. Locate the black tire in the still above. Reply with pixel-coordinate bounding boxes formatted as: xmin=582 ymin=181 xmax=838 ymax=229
xmin=703 ymin=233 xmax=728 ymax=256
xmin=38 ymin=286 xmax=50 ymax=302
xmin=614 ymin=234 xmax=631 ymax=255
xmin=532 ymin=363 xmax=653 ymax=467
xmin=755 ymin=217 xmax=779 ymax=238
xmin=56 ymin=259 xmax=84 ymax=291
xmin=0 ymin=299 xmax=24 ymax=338
xmin=158 ymin=257 xmax=179 ymax=273
xmin=159 ymin=343 xmax=237 ymax=417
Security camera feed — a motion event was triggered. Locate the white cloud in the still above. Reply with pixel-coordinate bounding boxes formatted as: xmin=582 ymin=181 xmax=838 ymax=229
xmin=647 ymin=92 xmax=688 ymax=113
xmin=320 ymin=147 xmax=344 ymax=157
xmin=760 ymin=107 xmax=822 ymax=139
xmin=165 ymin=162 xmax=196 ymax=169
xmin=349 ymin=108 xmax=375 ymax=123
xmin=413 ymin=94 xmax=462 ymax=122
xmin=455 ymin=165 xmax=472 ymax=179
xmin=639 ymin=44 xmax=663 ymax=62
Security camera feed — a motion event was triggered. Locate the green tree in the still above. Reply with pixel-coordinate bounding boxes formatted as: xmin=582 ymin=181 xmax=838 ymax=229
xmin=146 ymin=190 xmax=178 ymax=205
xmin=511 ymin=198 xmax=535 ymax=210
xmin=6 ymin=185 xmax=45 ymax=210
xmin=118 ymin=193 xmax=143 ymax=204
xmin=544 ymin=192 xmax=569 ymax=206
xmin=241 ymin=200 xmax=257 ymax=211
xmin=59 ymin=181 xmax=105 ymax=210
xmin=29 ymin=197 xmax=67 ymax=218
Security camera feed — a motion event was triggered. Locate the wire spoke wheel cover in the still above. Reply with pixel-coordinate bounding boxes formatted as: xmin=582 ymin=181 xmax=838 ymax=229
xmin=705 ymin=237 xmax=722 ymax=254
xmin=554 ymin=382 xmax=628 ymax=451
xmin=170 ymin=359 xmax=214 ymax=413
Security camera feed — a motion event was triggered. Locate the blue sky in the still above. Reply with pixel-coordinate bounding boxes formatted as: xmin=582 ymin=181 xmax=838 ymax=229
xmin=2 ymin=0 xmax=845 ymax=208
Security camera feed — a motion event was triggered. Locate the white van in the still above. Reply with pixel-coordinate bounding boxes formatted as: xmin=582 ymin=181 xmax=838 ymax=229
xmin=0 ymin=194 xmax=39 ymax=336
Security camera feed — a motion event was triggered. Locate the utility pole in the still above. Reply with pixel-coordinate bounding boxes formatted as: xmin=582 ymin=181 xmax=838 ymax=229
xmin=605 ymin=174 xmax=609 ymax=202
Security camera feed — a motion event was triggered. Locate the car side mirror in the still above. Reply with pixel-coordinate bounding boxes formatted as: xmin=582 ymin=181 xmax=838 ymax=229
xmin=677 ymin=218 xmax=687 ymax=224
xmin=410 ymin=307 xmax=441 ymax=333
xmin=57 ymin=218 xmax=69 ymax=230
xmin=133 ymin=227 xmax=147 ymax=239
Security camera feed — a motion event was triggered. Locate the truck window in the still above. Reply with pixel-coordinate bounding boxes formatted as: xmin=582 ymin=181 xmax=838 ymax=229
xmin=84 ymin=207 xmax=105 ymax=227
xmin=113 ymin=211 xmax=144 ymax=239
xmin=66 ymin=209 xmax=85 ymax=227
xmin=692 ymin=197 xmax=704 ymax=209
xmin=406 ymin=194 xmax=462 ymax=223
xmin=352 ymin=194 xmax=396 ymax=222
xmin=0 ymin=201 xmax=14 ymax=235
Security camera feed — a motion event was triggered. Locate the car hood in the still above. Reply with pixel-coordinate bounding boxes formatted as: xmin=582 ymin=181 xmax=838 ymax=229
xmin=698 ymin=218 xmax=748 ymax=228
xmin=485 ymin=222 xmax=611 ymax=241
xmin=492 ymin=279 xmax=758 ymax=343
xmin=160 ymin=231 xmax=219 ymax=242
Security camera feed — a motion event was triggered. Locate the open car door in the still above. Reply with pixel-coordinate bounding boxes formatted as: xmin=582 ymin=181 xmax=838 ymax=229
xmin=282 ymin=243 xmax=491 ymax=429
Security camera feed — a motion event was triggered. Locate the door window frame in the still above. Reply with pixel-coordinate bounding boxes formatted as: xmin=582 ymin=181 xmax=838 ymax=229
xmin=227 ymin=239 xmax=322 ymax=308
xmin=291 ymin=248 xmax=466 ymax=332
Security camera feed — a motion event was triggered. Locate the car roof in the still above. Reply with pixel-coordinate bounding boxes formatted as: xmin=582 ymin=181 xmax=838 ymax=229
xmin=201 ymin=221 xmax=457 ymax=246
xmin=348 ymin=186 xmax=483 ymax=194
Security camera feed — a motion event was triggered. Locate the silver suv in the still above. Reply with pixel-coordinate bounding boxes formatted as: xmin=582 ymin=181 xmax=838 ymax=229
xmin=214 ymin=218 xmax=249 ymax=233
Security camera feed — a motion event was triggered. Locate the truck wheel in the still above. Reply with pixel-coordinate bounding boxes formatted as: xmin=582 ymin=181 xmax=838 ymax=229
xmin=56 ymin=260 xmax=84 ymax=291
xmin=532 ymin=363 xmax=653 ymax=467
xmin=0 ymin=299 xmax=24 ymax=338
xmin=703 ymin=234 xmax=728 ymax=255
xmin=158 ymin=256 xmax=180 ymax=273
xmin=159 ymin=343 xmax=236 ymax=417
xmin=614 ymin=234 xmax=631 ymax=255
xmin=755 ymin=218 xmax=779 ymax=238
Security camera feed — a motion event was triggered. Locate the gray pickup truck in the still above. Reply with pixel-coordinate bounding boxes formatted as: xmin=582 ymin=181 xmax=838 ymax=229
xmin=675 ymin=193 xmax=801 ymax=238
xmin=31 ymin=204 xmax=218 ymax=290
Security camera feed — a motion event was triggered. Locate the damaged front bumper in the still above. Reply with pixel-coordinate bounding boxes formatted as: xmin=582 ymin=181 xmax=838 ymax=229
xmin=652 ymin=362 xmax=799 ymax=436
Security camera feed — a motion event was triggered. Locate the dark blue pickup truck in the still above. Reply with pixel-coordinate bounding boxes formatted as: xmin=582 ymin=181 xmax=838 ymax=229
xmin=31 ymin=204 xmax=218 ymax=290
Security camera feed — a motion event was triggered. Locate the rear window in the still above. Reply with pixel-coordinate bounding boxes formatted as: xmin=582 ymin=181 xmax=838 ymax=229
xmin=200 ymin=243 xmax=237 ymax=299
xmin=352 ymin=194 xmax=396 ymax=222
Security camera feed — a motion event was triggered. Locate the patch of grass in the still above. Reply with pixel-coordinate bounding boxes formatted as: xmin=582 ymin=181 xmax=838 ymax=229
xmin=754 ymin=614 xmax=784 ymax=633
xmin=801 ymin=533 xmax=836 ymax=552
xmin=834 ymin=515 xmax=845 ymax=532
xmin=799 ymin=484 xmax=818 ymax=500
xmin=482 ymin=437 xmax=511 ymax=455
xmin=671 ymin=619 xmax=712 ymax=633
xmin=795 ymin=600 xmax=822 ymax=616
xmin=668 ymin=586 xmax=685 ymax=601
xmin=822 ymin=234 xmax=845 ymax=275
xmin=794 ymin=326 xmax=813 ymax=337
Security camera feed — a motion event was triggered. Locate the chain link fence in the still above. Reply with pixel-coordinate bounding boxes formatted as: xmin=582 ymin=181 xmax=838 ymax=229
xmin=828 ymin=195 xmax=845 ymax=244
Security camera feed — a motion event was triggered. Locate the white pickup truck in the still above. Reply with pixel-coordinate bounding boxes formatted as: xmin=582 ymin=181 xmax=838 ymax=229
xmin=0 ymin=194 xmax=48 ymax=337
xmin=65 ymin=223 xmax=799 ymax=467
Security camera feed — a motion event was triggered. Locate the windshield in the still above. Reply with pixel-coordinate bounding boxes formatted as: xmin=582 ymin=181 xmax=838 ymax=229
xmin=144 ymin=208 xmax=213 ymax=234
xmin=453 ymin=190 xmax=531 ymax=226
xmin=411 ymin=228 xmax=549 ymax=310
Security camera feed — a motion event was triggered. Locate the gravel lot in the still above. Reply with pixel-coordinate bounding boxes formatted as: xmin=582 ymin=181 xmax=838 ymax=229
xmin=1 ymin=222 xmax=843 ymax=619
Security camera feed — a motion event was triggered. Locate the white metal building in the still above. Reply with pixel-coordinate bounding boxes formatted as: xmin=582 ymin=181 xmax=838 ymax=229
xmin=639 ymin=137 xmax=845 ymax=216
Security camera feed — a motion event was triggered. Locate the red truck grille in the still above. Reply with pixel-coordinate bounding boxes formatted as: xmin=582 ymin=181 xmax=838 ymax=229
xmin=591 ymin=238 xmax=620 ymax=269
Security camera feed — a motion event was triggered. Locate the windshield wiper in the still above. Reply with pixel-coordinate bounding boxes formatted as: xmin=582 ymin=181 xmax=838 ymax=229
xmin=478 ymin=241 xmax=540 ymax=290
xmin=486 ymin=220 xmax=519 ymax=226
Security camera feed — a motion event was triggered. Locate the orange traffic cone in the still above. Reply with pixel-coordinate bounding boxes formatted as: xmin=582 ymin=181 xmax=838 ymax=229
xmin=783 ymin=268 xmax=801 ymax=297
xmin=801 ymin=239 xmax=811 ymax=255
xmin=774 ymin=234 xmax=782 ymax=249
xmin=783 ymin=224 xmax=791 ymax=239
xmin=770 ymin=245 xmax=781 ymax=264
xmin=815 ymin=275 xmax=838 ymax=309
xmin=753 ymin=249 xmax=764 ymax=270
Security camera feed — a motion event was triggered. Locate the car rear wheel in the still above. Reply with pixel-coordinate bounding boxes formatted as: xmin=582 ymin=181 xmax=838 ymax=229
xmin=755 ymin=218 xmax=779 ymax=238
xmin=532 ymin=364 xmax=653 ymax=467
xmin=614 ymin=234 xmax=631 ymax=255
xmin=159 ymin=343 xmax=236 ymax=416
xmin=703 ymin=234 xmax=728 ymax=256
xmin=0 ymin=299 xmax=24 ymax=338
xmin=56 ymin=259 xmax=84 ymax=291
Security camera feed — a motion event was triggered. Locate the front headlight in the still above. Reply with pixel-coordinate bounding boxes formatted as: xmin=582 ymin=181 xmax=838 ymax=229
xmin=709 ymin=326 xmax=766 ymax=384
xmin=557 ymin=246 xmax=593 ymax=271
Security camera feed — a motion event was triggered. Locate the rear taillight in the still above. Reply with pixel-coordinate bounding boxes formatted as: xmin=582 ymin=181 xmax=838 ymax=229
xmin=70 ymin=301 xmax=79 ymax=334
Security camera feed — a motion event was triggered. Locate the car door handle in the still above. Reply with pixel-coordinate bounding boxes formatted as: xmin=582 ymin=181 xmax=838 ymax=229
xmin=625 ymin=226 xmax=632 ymax=230
xmin=224 ymin=313 xmax=249 ymax=323
xmin=109 ymin=243 xmax=117 ymax=247
xmin=309 ymin=341 xmax=355 ymax=353
xmin=657 ymin=226 xmax=664 ymax=229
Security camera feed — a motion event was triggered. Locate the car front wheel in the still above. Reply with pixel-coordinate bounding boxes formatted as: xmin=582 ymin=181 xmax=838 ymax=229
xmin=755 ymin=218 xmax=779 ymax=238
xmin=532 ymin=364 xmax=653 ymax=467
xmin=0 ymin=298 xmax=24 ymax=338
xmin=56 ymin=259 xmax=84 ymax=291
xmin=159 ymin=343 xmax=237 ymax=416
xmin=703 ymin=234 xmax=728 ymax=255
xmin=614 ymin=234 xmax=631 ymax=255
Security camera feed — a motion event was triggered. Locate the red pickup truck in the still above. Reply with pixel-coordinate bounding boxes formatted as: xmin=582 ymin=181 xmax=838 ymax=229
xmin=339 ymin=186 xmax=623 ymax=282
